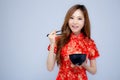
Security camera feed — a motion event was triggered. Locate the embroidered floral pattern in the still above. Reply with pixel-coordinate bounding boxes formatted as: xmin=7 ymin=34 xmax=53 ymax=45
xmin=48 ymin=33 xmax=99 ymax=80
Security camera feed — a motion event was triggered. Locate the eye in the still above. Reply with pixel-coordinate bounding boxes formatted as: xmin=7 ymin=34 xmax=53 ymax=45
xmin=78 ymin=18 xmax=82 ymax=20
xmin=70 ymin=16 xmax=74 ymax=19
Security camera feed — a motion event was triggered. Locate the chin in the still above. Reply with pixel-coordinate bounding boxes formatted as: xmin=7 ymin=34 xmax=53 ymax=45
xmin=72 ymin=31 xmax=80 ymax=35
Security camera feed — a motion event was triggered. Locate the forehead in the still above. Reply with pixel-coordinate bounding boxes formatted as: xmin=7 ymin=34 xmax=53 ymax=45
xmin=71 ymin=9 xmax=84 ymax=17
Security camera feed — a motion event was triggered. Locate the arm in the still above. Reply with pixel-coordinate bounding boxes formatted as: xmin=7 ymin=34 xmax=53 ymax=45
xmin=82 ymin=39 xmax=99 ymax=74
xmin=47 ymin=43 xmax=56 ymax=71
xmin=46 ymin=30 xmax=57 ymax=71
xmin=82 ymin=59 xmax=97 ymax=75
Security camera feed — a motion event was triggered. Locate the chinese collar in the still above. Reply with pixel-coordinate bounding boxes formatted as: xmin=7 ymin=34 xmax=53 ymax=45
xmin=70 ymin=32 xmax=85 ymax=40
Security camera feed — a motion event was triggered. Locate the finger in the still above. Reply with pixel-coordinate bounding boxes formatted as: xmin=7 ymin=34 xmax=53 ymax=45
xmin=50 ymin=30 xmax=57 ymax=36
xmin=47 ymin=30 xmax=56 ymax=38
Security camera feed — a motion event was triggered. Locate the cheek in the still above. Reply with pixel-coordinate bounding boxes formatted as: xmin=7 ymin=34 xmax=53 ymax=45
xmin=68 ymin=20 xmax=72 ymax=26
xmin=79 ymin=21 xmax=85 ymax=26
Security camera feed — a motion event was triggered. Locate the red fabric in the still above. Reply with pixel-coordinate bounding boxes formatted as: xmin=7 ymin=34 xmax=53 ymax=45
xmin=48 ymin=33 xmax=100 ymax=80
xmin=47 ymin=44 xmax=57 ymax=54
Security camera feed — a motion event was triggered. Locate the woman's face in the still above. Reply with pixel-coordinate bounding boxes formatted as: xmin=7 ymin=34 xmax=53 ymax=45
xmin=68 ymin=9 xmax=85 ymax=35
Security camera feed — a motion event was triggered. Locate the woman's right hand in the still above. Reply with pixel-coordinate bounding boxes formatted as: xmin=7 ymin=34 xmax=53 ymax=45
xmin=48 ymin=30 xmax=57 ymax=44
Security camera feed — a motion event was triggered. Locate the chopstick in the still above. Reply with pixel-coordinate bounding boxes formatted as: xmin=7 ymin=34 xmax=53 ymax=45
xmin=46 ymin=30 xmax=61 ymax=37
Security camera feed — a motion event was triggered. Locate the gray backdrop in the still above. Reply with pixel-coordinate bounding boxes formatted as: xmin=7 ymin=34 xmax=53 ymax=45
xmin=0 ymin=0 xmax=120 ymax=80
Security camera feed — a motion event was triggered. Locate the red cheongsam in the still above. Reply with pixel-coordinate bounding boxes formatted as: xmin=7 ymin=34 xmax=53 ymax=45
xmin=48 ymin=33 xmax=100 ymax=80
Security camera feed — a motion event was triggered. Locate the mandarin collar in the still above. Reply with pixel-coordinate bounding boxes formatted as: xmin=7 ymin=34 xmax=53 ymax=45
xmin=70 ymin=33 xmax=85 ymax=40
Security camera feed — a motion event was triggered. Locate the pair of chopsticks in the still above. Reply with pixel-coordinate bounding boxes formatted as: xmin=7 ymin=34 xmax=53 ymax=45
xmin=46 ymin=30 xmax=61 ymax=37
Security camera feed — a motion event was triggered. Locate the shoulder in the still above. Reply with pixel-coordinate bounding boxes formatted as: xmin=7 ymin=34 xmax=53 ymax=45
xmin=84 ymin=37 xmax=93 ymax=42
xmin=84 ymin=37 xmax=96 ymax=45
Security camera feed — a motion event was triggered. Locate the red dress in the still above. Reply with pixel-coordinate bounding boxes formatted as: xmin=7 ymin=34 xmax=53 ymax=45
xmin=48 ymin=33 xmax=100 ymax=80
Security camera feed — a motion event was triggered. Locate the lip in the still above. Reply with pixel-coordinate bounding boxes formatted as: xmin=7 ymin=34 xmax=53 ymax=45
xmin=72 ymin=25 xmax=79 ymax=29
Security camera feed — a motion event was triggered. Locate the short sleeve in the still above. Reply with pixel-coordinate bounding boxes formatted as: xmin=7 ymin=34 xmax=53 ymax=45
xmin=47 ymin=44 xmax=57 ymax=54
xmin=88 ymin=39 xmax=100 ymax=60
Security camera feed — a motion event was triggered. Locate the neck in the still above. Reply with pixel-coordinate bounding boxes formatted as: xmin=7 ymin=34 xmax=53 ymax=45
xmin=73 ymin=32 xmax=81 ymax=36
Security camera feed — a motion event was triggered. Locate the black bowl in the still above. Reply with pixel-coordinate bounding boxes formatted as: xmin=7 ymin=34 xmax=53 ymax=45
xmin=69 ymin=54 xmax=86 ymax=65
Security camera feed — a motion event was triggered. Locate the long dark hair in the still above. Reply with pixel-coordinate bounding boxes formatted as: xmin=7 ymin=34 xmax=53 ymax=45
xmin=56 ymin=4 xmax=91 ymax=65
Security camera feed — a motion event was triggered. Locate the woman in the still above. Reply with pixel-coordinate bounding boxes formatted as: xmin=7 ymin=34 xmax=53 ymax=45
xmin=47 ymin=4 xmax=100 ymax=80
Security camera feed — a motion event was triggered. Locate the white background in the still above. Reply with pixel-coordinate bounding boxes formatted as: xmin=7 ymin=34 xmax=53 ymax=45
xmin=0 ymin=0 xmax=120 ymax=80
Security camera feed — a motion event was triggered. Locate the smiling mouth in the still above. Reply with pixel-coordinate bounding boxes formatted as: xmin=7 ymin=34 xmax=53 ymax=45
xmin=72 ymin=25 xmax=79 ymax=29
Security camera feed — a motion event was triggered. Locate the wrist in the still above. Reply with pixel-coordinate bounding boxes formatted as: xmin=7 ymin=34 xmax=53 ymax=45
xmin=50 ymin=42 xmax=56 ymax=45
xmin=49 ymin=43 xmax=57 ymax=54
xmin=50 ymin=43 xmax=56 ymax=48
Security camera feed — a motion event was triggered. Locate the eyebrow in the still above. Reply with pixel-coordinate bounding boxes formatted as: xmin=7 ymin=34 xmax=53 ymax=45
xmin=71 ymin=15 xmax=84 ymax=18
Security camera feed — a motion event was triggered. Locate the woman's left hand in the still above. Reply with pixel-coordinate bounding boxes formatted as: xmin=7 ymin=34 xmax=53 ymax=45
xmin=81 ymin=59 xmax=87 ymax=68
